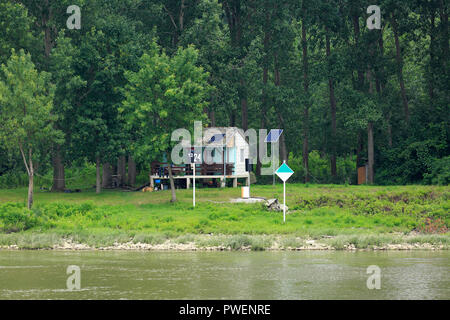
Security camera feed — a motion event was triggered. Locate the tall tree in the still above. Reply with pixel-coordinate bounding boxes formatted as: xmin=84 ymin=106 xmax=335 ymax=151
xmin=300 ymin=0 xmax=310 ymax=182
xmin=121 ymin=44 xmax=210 ymax=202
xmin=0 ymin=50 xmax=62 ymax=208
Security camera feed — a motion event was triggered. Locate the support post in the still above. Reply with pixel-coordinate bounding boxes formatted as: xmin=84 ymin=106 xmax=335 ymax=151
xmin=186 ymin=176 xmax=190 ymax=189
xmin=150 ymin=176 xmax=154 ymax=188
xmin=193 ymin=164 xmax=196 ymax=207
xmin=272 ymin=143 xmax=275 ymax=186
xmin=283 ymin=180 xmax=286 ymax=223
xmin=233 ymin=177 xmax=237 ymax=188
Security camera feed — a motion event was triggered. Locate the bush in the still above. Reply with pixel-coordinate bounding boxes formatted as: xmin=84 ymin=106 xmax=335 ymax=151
xmin=226 ymin=235 xmax=252 ymax=250
xmin=0 ymin=171 xmax=28 ymax=188
xmin=423 ymin=157 xmax=450 ymax=185
xmin=0 ymin=202 xmax=38 ymax=232
xmin=0 ymin=163 xmax=98 ymax=189
xmin=416 ymin=217 xmax=448 ymax=234
xmin=287 ymin=151 xmax=355 ymax=184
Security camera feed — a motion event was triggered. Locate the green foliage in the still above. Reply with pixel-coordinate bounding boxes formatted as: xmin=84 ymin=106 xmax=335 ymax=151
xmin=121 ymin=43 xmax=210 ymax=163
xmin=0 ymin=171 xmax=29 ymax=188
xmin=0 ymin=0 xmax=448 ymax=189
xmin=0 ymin=1 xmax=36 ymax=65
xmin=0 ymin=49 xmax=62 ymax=151
xmin=423 ymin=157 xmax=450 ymax=186
xmin=288 ymin=151 xmax=355 ymax=184
xmin=0 ymin=202 xmax=37 ymax=232
xmin=0 ymin=184 xmax=447 ymax=236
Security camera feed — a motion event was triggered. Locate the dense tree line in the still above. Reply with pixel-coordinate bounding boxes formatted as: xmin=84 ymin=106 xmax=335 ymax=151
xmin=0 ymin=0 xmax=448 ymax=206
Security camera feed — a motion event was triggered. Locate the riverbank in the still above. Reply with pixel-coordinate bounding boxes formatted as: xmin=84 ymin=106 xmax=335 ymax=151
xmin=0 ymin=185 xmax=448 ymax=250
xmin=0 ymin=232 xmax=448 ymax=251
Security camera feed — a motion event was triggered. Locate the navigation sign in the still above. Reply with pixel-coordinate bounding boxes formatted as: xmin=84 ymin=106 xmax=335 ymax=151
xmin=275 ymin=161 xmax=294 ymax=223
xmin=189 ymin=148 xmax=202 ymax=164
xmin=264 ymin=129 xmax=283 ymax=143
xmin=275 ymin=162 xmax=294 ymax=182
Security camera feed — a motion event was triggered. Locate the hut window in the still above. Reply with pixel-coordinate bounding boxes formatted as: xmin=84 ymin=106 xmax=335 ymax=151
xmin=240 ymin=149 xmax=244 ymax=162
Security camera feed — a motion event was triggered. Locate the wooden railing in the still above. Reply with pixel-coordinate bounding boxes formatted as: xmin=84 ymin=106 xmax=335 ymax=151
xmin=151 ymin=162 xmax=234 ymax=176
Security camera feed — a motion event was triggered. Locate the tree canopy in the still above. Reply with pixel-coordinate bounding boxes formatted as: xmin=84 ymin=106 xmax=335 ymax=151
xmin=0 ymin=0 xmax=448 ymax=197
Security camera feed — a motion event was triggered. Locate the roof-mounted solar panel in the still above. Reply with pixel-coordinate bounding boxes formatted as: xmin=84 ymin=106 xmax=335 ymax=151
xmin=264 ymin=129 xmax=283 ymax=143
xmin=209 ymin=133 xmax=225 ymax=143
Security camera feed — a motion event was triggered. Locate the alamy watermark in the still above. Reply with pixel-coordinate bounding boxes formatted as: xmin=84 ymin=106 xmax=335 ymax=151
xmin=366 ymin=265 xmax=381 ymax=290
xmin=63 ymin=4 xmax=380 ymax=31
xmin=66 ymin=5 xmax=81 ymax=30
xmin=367 ymin=5 xmax=382 ymax=30
xmin=66 ymin=265 xmax=81 ymax=291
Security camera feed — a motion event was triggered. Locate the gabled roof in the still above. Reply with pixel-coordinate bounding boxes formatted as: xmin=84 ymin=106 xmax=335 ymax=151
xmin=202 ymin=127 xmax=248 ymax=147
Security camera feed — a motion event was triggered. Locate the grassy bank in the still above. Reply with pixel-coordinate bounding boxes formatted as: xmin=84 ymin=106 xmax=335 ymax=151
xmin=0 ymin=184 xmax=448 ymax=250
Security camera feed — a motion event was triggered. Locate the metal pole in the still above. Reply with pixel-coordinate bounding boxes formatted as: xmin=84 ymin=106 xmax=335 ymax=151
xmin=223 ymin=147 xmax=226 ymax=187
xmin=283 ymin=180 xmax=286 ymax=223
xmin=193 ymin=164 xmax=196 ymax=207
xmin=272 ymin=143 xmax=275 ymax=186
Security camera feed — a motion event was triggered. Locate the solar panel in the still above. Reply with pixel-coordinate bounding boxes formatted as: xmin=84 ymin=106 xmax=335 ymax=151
xmin=209 ymin=133 xmax=225 ymax=143
xmin=264 ymin=129 xmax=283 ymax=143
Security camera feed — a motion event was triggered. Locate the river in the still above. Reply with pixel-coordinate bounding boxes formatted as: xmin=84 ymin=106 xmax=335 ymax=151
xmin=0 ymin=250 xmax=448 ymax=299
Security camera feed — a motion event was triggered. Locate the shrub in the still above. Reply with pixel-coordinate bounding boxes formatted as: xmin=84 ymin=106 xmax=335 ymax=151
xmin=288 ymin=151 xmax=355 ymax=184
xmin=0 ymin=202 xmax=38 ymax=232
xmin=416 ymin=217 xmax=448 ymax=234
xmin=226 ymin=235 xmax=252 ymax=250
xmin=423 ymin=156 xmax=450 ymax=185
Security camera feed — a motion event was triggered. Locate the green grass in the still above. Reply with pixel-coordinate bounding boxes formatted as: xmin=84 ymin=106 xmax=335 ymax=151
xmin=0 ymin=184 xmax=448 ymax=249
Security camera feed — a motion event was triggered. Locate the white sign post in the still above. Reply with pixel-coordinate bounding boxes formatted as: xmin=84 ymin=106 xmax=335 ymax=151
xmin=275 ymin=160 xmax=294 ymax=223
xmin=193 ymin=162 xmax=196 ymax=207
xmin=190 ymin=150 xmax=201 ymax=208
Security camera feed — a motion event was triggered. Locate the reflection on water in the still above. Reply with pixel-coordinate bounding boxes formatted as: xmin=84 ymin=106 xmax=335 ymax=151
xmin=0 ymin=250 xmax=448 ymax=300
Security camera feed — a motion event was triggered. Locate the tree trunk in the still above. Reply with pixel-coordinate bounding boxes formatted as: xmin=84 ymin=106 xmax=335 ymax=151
xmin=27 ymin=149 xmax=34 ymax=209
xmin=43 ymin=2 xmax=65 ymax=192
xmin=367 ymin=122 xmax=374 ymax=184
xmin=387 ymin=121 xmax=393 ymax=147
xmin=230 ymin=112 xmax=236 ymax=127
xmin=127 ymin=156 xmax=136 ymax=186
xmin=96 ymin=157 xmax=101 ymax=194
xmin=117 ymin=155 xmax=126 ymax=186
xmin=326 ymin=31 xmax=337 ymax=178
xmin=223 ymin=1 xmax=247 ymax=132
xmin=391 ymin=15 xmax=409 ymax=122
xmin=102 ymin=162 xmax=112 ymax=188
xmin=279 ymin=119 xmax=288 ymax=162
xmin=439 ymin=0 xmax=449 ymax=71
xmin=356 ymin=132 xmax=363 ymax=178
xmin=302 ymin=17 xmax=309 ymax=183
xmin=167 ymin=165 xmax=177 ymax=202
xmin=429 ymin=11 xmax=436 ymax=101
xmin=51 ymin=145 xmax=65 ymax=191
xmin=257 ymin=25 xmax=270 ymax=176
xmin=273 ymin=52 xmax=287 ymax=163
xmin=366 ymin=65 xmax=375 ymax=184
xmin=241 ymin=79 xmax=248 ymax=131
xmin=352 ymin=14 xmax=364 ymax=89
xmin=209 ymin=109 xmax=216 ymax=127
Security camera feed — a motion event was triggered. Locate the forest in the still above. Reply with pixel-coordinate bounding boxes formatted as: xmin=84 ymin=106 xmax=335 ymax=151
xmin=0 ymin=0 xmax=448 ymax=208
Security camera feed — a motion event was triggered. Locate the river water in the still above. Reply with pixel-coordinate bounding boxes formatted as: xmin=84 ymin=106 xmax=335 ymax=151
xmin=0 ymin=250 xmax=448 ymax=300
